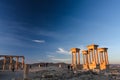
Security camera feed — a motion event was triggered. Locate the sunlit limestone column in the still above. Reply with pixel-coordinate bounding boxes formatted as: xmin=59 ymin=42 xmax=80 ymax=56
xmin=3 ymin=56 xmax=6 ymax=70
xmin=22 ymin=57 xmax=25 ymax=69
xmin=87 ymin=50 xmax=90 ymax=64
xmin=74 ymin=52 xmax=77 ymax=68
xmin=87 ymin=49 xmax=92 ymax=64
xmin=72 ymin=53 xmax=74 ymax=65
xmin=98 ymin=48 xmax=109 ymax=70
xmin=87 ymin=44 xmax=99 ymax=69
xmin=9 ymin=56 xmax=13 ymax=70
xmin=105 ymin=48 xmax=109 ymax=65
xmin=15 ymin=56 xmax=19 ymax=70
xmin=100 ymin=52 xmax=102 ymax=64
xmin=86 ymin=52 xmax=89 ymax=66
xmin=93 ymin=48 xmax=97 ymax=64
xmin=78 ymin=50 xmax=80 ymax=65
xmin=98 ymin=48 xmax=104 ymax=70
xmin=70 ymin=48 xmax=80 ymax=69
xmin=82 ymin=50 xmax=89 ymax=70
xmin=82 ymin=53 xmax=85 ymax=65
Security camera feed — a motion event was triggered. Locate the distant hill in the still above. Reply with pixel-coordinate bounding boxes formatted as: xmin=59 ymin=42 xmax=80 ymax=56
xmin=28 ymin=62 xmax=70 ymax=68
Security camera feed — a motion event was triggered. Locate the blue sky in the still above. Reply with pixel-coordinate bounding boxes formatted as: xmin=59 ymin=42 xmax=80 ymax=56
xmin=0 ymin=0 xmax=120 ymax=64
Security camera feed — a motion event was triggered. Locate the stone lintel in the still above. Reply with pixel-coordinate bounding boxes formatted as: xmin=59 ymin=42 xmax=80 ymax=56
xmin=98 ymin=48 xmax=108 ymax=52
xmin=0 ymin=55 xmax=24 ymax=58
xmin=82 ymin=50 xmax=88 ymax=55
xmin=87 ymin=44 xmax=99 ymax=50
xmin=71 ymin=48 xmax=80 ymax=53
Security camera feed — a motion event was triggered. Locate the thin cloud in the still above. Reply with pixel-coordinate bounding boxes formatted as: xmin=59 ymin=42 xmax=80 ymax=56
xmin=32 ymin=40 xmax=45 ymax=43
xmin=56 ymin=48 xmax=70 ymax=55
xmin=51 ymin=58 xmax=70 ymax=62
xmin=47 ymin=55 xmax=55 ymax=58
xmin=47 ymin=55 xmax=71 ymax=63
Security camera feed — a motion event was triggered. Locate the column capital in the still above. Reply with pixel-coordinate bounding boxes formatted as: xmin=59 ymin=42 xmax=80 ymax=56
xmin=70 ymin=48 xmax=80 ymax=53
xmin=82 ymin=50 xmax=88 ymax=55
xmin=87 ymin=44 xmax=99 ymax=50
xmin=98 ymin=48 xmax=108 ymax=52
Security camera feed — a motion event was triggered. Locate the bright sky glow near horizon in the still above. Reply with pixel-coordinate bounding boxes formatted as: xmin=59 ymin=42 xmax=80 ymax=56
xmin=0 ymin=0 xmax=120 ymax=64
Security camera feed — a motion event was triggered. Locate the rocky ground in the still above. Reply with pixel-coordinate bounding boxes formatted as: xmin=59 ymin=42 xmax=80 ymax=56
xmin=0 ymin=66 xmax=109 ymax=80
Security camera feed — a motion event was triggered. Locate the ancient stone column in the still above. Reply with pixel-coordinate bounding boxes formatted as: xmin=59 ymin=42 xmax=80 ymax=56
xmin=105 ymin=50 xmax=109 ymax=65
xmin=16 ymin=57 xmax=19 ymax=70
xmin=101 ymin=51 xmax=104 ymax=62
xmin=83 ymin=54 xmax=85 ymax=64
xmin=78 ymin=51 xmax=80 ymax=65
xmin=100 ymin=52 xmax=102 ymax=63
xmin=73 ymin=53 xmax=77 ymax=67
xmin=98 ymin=48 xmax=109 ymax=70
xmin=3 ymin=56 xmax=6 ymax=70
xmin=103 ymin=52 xmax=107 ymax=64
xmin=9 ymin=56 xmax=13 ymax=70
xmin=96 ymin=49 xmax=99 ymax=65
xmin=87 ymin=44 xmax=99 ymax=69
xmin=84 ymin=55 xmax=86 ymax=64
xmin=88 ymin=50 xmax=92 ymax=64
xmin=88 ymin=51 xmax=90 ymax=64
xmin=70 ymin=48 xmax=80 ymax=69
xmin=86 ymin=54 xmax=88 ymax=65
xmin=22 ymin=57 xmax=25 ymax=68
xmin=93 ymin=48 xmax=96 ymax=64
xmin=82 ymin=50 xmax=89 ymax=70
xmin=72 ymin=53 xmax=73 ymax=65
xmin=75 ymin=53 xmax=78 ymax=65
xmin=91 ymin=50 xmax=94 ymax=62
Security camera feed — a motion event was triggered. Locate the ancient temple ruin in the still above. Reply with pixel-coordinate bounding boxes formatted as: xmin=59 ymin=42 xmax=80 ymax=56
xmin=71 ymin=44 xmax=109 ymax=70
xmin=0 ymin=55 xmax=25 ymax=70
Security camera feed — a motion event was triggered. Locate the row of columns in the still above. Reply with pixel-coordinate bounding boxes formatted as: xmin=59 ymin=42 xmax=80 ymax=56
xmin=98 ymin=48 xmax=109 ymax=70
xmin=71 ymin=48 xmax=80 ymax=69
xmin=0 ymin=55 xmax=25 ymax=70
xmin=86 ymin=44 xmax=99 ymax=69
xmin=82 ymin=44 xmax=109 ymax=70
xmin=82 ymin=50 xmax=89 ymax=70
xmin=71 ymin=44 xmax=109 ymax=70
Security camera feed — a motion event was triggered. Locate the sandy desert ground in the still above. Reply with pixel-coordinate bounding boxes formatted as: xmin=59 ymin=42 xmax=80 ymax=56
xmin=0 ymin=66 xmax=110 ymax=80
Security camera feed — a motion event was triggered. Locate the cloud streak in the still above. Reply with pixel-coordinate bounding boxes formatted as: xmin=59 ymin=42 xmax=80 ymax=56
xmin=47 ymin=55 xmax=71 ymax=63
xmin=56 ymin=48 xmax=70 ymax=55
xmin=32 ymin=40 xmax=45 ymax=43
xmin=51 ymin=58 xmax=70 ymax=62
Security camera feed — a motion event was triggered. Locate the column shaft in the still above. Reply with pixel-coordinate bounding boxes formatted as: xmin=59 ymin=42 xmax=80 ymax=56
xmin=104 ymin=52 xmax=107 ymax=64
xmin=16 ymin=57 xmax=19 ymax=70
xmin=86 ymin=54 xmax=88 ymax=64
xmin=88 ymin=51 xmax=91 ymax=64
xmin=22 ymin=57 xmax=25 ymax=68
xmin=93 ymin=49 xmax=96 ymax=64
xmin=100 ymin=53 xmax=102 ymax=63
xmin=101 ymin=52 xmax=104 ymax=63
xmin=92 ymin=50 xmax=94 ymax=62
xmin=72 ymin=53 xmax=73 ymax=65
xmin=83 ymin=54 xmax=85 ymax=64
xmin=96 ymin=49 xmax=99 ymax=64
xmin=78 ymin=51 xmax=80 ymax=65
xmin=9 ymin=57 xmax=13 ymax=70
xmin=106 ymin=51 xmax=109 ymax=65
xmin=3 ymin=56 xmax=6 ymax=70
xmin=75 ymin=53 xmax=77 ymax=65
xmin=73 ymin=53 xmax=77 ymax=67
